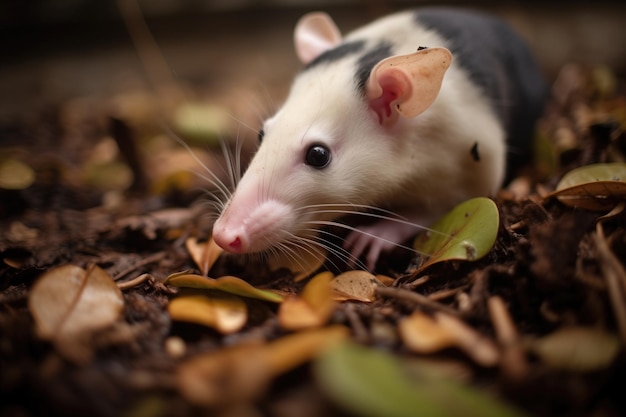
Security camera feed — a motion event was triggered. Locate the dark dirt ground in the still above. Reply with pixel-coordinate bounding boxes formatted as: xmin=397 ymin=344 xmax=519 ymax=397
xmin=2 ymin=2 xmax=626 ymax=417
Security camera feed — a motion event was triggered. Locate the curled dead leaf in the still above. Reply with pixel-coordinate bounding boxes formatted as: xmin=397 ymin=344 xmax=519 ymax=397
xmin=279 ymin=272 xmax=336 ymax=330
xmin=550 ymin=163 xmax=626 ymax=211
xmin=185 ymin=237 xmax=223 ymax=276
xmin=331 ymin=270 xmax=381 ymax=302
xmin=168 ymin=292 xmax=247 ymax=334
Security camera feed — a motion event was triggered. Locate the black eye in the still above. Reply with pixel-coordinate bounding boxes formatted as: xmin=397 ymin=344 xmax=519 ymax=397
xmin=258 ymin=129 xmax=265 ymax=143
xmin=305 ymin=144 xmax=331 ymax=169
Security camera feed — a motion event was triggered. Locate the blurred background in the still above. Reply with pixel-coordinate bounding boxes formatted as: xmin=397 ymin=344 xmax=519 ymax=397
xmin=0 ymin=0 xmax=624 ymax=204
xmin=1 ymin=0 xmax=625 ymax=122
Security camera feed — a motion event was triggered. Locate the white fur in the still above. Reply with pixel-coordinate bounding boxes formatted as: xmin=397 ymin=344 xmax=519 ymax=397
xmin=212 ymin=11 xmax=506 ymax=265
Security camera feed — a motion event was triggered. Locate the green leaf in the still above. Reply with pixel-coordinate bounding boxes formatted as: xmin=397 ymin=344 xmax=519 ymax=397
xmin=173 ymin=102 xmax=230 ymax=146
xmin=550 ymin=162 xmax=626 ymax=211
xmin=413 ymin=197 xmax=499 ymax=270
xmin=164 ymin=273 xmax=283 ymax=303
xmin=314 ymin=342 xmax=528 ymax=417
xmin=0 ymin=158 xmax=35 ymax=190
xmin=526 ymin=327 xmax=620 ymax=372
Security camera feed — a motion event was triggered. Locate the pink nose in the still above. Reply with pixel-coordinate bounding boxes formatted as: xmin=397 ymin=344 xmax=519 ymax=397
xmin=212 ymin=224 xmax=247 ymax=254
xmin=227 ymin=237 xmax=242 ymax=251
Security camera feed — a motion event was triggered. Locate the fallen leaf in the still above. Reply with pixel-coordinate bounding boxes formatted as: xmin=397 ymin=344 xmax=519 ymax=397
xmin=398 ymin=311 xmax=457 ymax=353
xmin=413 ymin=197 xmax=499 ymax=272
xmin=434 ymin=312 xmax=500 ymax=367
xmin=376 ymin=274 xmax=396 ymax=286
xmin=168 ymin=292 xmax=247 ymax=334
xmin=185 ymin=237 xmax=223 ymax=276
xmin=84 ymin=160 xmax=134 ymax=191
xmin=0 ymin=158 xmax=35 ymax=190
xmin=28 ymin=264 xmax=124 ymax=362
xmin=177 ymin=326 xmax=348 ymax=407
xmin=550 ymin=162 xmax=626 ymax=211
xmin=164 ymin=273 xmax=283 ymax=303
xmin=173 ymin=101 xmax=231 ymax=146
xmin=331 ymin=270 xmax=380 ymax=302
xmin=314 ymin=342 xmax=527 ymax=417
xmin=526 ymin=327 xmax=621 ymax=372
xmin=279 ymin=272 xmax=336 ymax=330
xmin=399 ymin=311 xmax=500 ymax=367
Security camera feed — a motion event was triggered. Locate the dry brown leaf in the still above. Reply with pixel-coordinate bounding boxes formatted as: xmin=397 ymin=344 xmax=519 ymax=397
xmin=177 ymin=326 xmax=348 ymax=407
xmin=185 ymin=237 xmax=223 ymax=276
xmin=28 ymin=264 xmax=125 ymax=362
xmin=278 ymin=272 xmax=336 ymax=330
xmin=399 ymin=311 xmax=500 ymax=367
xmin=331 ymin=270 xmax=381 ymax=302
xmin=168 ymin=292 xmax=247 ymax=334
xmin=435 ymin=312 xmax=500 ymax=367
xmin=398 ymin=311 xmax=457 ymax=353
xmin=375 ymin=274 xmax=396 ymax=286
xmin=29 ymin=264 xmax=124 ymax=339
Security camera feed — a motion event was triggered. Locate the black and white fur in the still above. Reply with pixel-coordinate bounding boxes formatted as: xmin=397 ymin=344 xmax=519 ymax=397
xmin=212 ymin=8 xmax=547 ymax=270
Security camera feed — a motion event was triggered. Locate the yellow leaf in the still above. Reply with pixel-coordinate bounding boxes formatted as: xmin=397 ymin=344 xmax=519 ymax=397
xmin=399 ymin=311 xmax=500 ymax=367
xmin=168 ymin=292 xmax=247 ymax=334
xmin=279 ymin=272 xmax=335 ymax=330
xmin=0 ymin=159 xmax=35 ymax=190
xmin=399 ymin=311 xmax=457 ymax=353
xmin=331 ymin=270 xmax=380 ymax=302
xmin=185 ymin=237 xmax=223 ymax=276
xmin=164 ymin=273 xmax=283 ymax=303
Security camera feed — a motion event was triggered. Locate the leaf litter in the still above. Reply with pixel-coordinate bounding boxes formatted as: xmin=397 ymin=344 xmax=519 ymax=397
xmin=1 ymin=55 xmax=626 ymax=417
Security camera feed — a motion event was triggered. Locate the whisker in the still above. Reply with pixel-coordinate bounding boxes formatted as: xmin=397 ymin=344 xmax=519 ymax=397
xmin=219 ymin=134 xmax=238 ymax=191
xmin=294 ymin=204 xmax=455 ymax=239
xmin=286 ymin=233 xmax=345 ymax=273
xmin=306 ymin=220 xmax=432 ymax=257
xmin=301 ymin=228 xmax=369 ymax=271
xmin=158 ymin=122 xmax=232 ymax=198
xmin=296 ymin=203 xmax=408 ymax=220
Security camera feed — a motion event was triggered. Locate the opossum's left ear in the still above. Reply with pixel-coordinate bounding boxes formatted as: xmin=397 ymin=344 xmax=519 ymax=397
xmin=366 ymin=47 xmax=452 ymax=128
xmin=294 ymin=12 xmax=342 ymax=65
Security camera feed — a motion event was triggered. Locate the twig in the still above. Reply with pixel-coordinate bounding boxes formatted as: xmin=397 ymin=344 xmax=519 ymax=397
xmin=113 ymin=252 xmax=166 ymax=281
xmin=427 ymin=285 xmax=469 ymax=302
xmin=342 ymin=303 xmax=369 ymax=343
xmin=375 ymin=286 xmax=459 ymax=317
xmin=487 ymin=296 xmax=528 ymax=381
xmin=593 ymin=222 xmax=626 ymax=345
xmin=117 ymin=273 xmax=152 ymax=291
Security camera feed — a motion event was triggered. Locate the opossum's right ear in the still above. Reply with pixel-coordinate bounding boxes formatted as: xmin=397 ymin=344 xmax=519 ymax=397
xmin=294 ymin=12 xmax=342 ymax=65
xmin=366 ymin=47 xmax=452 ymax=128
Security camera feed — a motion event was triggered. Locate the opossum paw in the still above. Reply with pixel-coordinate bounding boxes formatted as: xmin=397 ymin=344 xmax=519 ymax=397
xmin=343 ymin=220 xmax=415 ymax=271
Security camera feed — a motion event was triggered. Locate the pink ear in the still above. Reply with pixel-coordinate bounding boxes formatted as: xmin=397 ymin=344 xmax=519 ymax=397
xmin=294 ymin=12 xmax=342 ymax=65
xmin=366 ymin=47 xmax=452 ymax=127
